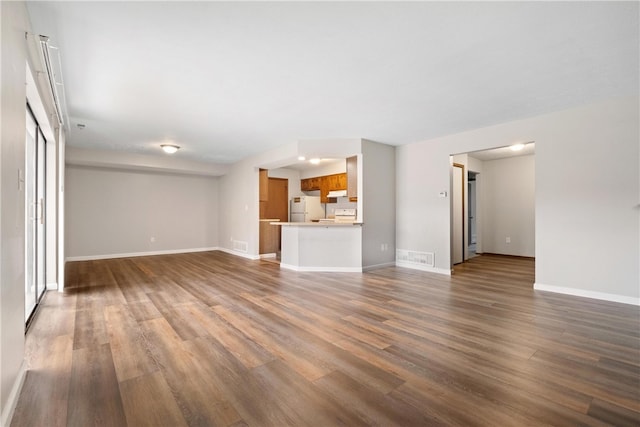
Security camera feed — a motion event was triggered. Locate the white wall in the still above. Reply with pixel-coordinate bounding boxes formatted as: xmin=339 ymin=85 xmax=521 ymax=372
xmin=396 ymin=96 xmax=639 ymax=303
xmin=362 ymin=140 xmax=396 ymax=269
xmin=535 ymin=98 xmax=639 ymax=303
xmin=218 ymin=160 xmax=267 ymax=259
xmin=0 ymin=2 xmax=28 ymax=421
xmin=65 ymin=166 xmax=219 ymax=259
xmin=481 ymin=154 xmax=535 ymax=257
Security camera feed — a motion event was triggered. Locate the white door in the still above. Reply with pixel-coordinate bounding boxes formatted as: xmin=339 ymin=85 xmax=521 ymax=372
xmin=25 ymin=106 xmax=46 ymax=324
xmin=452 ymin=164 xmax=464 ymax=265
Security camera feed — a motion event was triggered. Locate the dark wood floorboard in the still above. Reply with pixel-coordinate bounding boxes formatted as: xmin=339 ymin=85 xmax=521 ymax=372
xmin=11 ymin=252 xmax=640 ymax=426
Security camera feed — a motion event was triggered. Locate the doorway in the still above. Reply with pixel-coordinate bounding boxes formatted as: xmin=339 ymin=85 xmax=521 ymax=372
xmin=450 ymin=144 xmax=536 ymax=277
xmin=25 ymin=105 xmax=47 ymax=326
xmin=259 ymin=173 xmax=289 ymax=257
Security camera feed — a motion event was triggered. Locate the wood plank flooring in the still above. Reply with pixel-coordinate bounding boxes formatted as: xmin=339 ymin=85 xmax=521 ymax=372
xmin=12 ymin=252 xmax=640 ymax=426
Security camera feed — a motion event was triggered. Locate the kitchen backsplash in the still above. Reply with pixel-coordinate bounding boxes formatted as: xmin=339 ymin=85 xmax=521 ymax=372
xmin=325 ymin=198 xmax=357 ymax=218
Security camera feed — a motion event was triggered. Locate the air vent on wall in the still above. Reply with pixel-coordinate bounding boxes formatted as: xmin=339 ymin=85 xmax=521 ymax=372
xmin=396 ymin=249 xmax=434 ymax=267
xmin=232 ymin=240 xmax=248 ymax=253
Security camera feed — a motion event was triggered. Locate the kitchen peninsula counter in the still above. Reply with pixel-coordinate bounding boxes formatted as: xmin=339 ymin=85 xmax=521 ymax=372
xmin=270 ymin=222 xmax=362 ymax=272
xmin=272 ymin=222 xmax=363 ymax=226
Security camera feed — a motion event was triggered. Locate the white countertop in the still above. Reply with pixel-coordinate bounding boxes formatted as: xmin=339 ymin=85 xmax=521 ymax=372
xmin=271 ymin=221 xmax=362 ymax=227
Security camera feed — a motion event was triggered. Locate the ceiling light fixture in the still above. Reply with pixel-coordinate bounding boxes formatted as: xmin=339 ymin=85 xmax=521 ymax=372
xmin=510 ymin=143 xmax=525 ymax=152
xmin=298 ymin=156 xmax=306 ymax=161
xmin=309 ymin=158 xmax=321 ymax=165
xmin=161 ymin=144 xmax=180 ymax=154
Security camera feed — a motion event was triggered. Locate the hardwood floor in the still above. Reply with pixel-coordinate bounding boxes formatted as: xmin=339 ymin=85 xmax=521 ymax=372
xmin=12 ymin=252 xmax=640 ymax=426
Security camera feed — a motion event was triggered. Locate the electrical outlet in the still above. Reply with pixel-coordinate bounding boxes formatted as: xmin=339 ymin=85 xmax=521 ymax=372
xmin=506 ymin=237 xmax=511 ymax=244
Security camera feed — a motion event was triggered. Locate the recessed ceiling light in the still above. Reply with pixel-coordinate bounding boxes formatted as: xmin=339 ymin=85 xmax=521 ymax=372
xmin=161 ymin=144 xmax=180 ymax=154
xmin=298 ymin=156 xmax=306 ymax=161
xmin=510 ymin=143 xmax=525 ymax=152
xmin=309 ymin=158 xmax=321 ymax=165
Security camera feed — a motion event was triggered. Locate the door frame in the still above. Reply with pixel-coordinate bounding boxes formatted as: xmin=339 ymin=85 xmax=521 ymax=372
xmin=25 ymin=103 xmax=47 ymax=327
xmin=451 ymin=163 xmax=465 ymax=267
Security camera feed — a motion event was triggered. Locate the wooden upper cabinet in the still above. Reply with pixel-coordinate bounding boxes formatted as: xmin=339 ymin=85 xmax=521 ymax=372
xmin=300 ymin=178 xmax=312 ymax=191
xmin=301 ymin=177 xmax=322 ymax=191
xmin=300 ymin=173 xmax=347 ymax=203
xmin=321 ymin=174 xmax=347 ymax=203
xmin=346 ymin=156 xmax=358 ymax=201
xmin=338 ymin=173 xmax=347 ymax=190
xmin=326 ymin=173 xmax=347 ymax=191
xmin=301 ymin=173 xmax=347 ymax=203
xmin=259 ymin=169 xmax=269 ymax=202
xmin=320 ymin=178 xmax=332 ymax=203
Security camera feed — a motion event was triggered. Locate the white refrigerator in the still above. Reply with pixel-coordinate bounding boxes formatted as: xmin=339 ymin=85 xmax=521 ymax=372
xmin=290 ymin=196 xmax=324 ymax=222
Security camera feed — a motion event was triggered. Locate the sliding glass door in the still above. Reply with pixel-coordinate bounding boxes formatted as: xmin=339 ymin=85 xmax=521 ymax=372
xmin=25 ymin=106 xmax=46 ymax=325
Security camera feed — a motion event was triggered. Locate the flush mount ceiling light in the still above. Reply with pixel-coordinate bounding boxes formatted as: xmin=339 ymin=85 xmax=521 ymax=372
xmin=161 ymin=144 xmax=180 ymax=154
xmin=510 ymin=143 xmax=525 ymax=152
xmin=298 ymin=156 xmax=306 ymax=161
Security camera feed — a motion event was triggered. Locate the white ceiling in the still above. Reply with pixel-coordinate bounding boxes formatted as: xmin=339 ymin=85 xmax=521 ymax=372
xmin=26 ymin=1 xmax=639 ymax=166
xmin=468 ymin=142 xmax=535 ymax=162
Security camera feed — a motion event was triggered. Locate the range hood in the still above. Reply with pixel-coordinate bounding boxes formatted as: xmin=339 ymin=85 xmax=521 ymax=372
xmin=326 ymin=190 xmax=347 ymax=198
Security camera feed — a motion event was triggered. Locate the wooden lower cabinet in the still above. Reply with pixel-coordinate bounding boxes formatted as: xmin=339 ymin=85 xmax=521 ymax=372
xmin=259 ymin=220 xmax=280 ymax=254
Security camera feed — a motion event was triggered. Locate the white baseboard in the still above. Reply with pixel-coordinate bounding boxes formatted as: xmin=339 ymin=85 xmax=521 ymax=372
xmin=216 ymin=247 xmax=261 ymax=260
xmin=395 ymin=261 xmax=452 ymax=276
xmin=1 ymin=361 xmax=26 ymax=427
xmin=259 ymin=253 xmax=277 ymax=259
xmin=362 ymin=261 xmax=396 ymax=272
xmin=534 ymin=283 xmax=640 ymax=306
xmin=46 ymin=282 xmax=58 ymax=291
xmin=280 ymin=263 xmax=362 ymax=273
xmin=65 ymin=247 xmax=220 ymax=262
